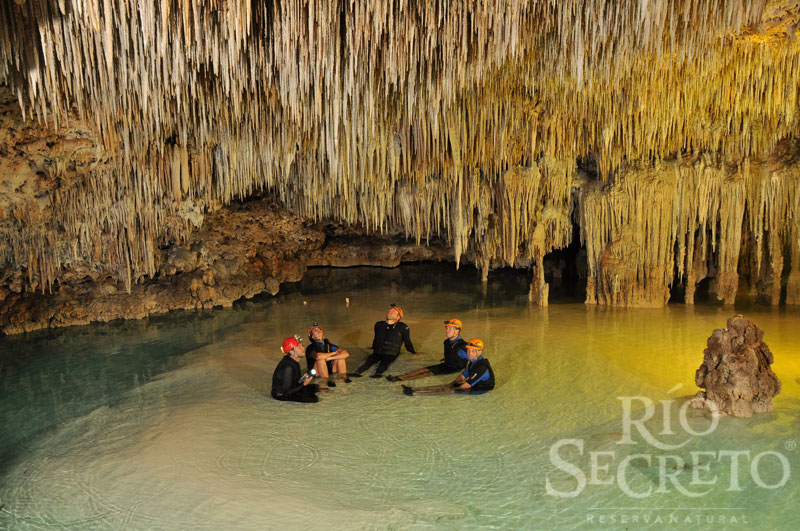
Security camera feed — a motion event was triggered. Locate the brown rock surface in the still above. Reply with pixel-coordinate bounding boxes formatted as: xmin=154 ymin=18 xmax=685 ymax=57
xmin=0 ymin=199 xmax=452 ymax=335
xmin=690 ymin=315 xmax=782 ymax=418
xmin=305 ymin=224 xmax=452 ymax=267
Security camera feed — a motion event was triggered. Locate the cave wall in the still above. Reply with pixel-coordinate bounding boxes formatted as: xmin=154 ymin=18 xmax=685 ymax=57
xmin=1 ymin=1 xmax=800 ymax=332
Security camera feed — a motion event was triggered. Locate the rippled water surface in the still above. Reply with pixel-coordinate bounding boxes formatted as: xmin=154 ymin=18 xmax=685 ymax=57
xmin=1 ymin=265 xmax=799 ymax=529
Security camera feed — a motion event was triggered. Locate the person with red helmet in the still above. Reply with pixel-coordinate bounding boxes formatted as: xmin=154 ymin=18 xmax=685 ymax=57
xmin=351 ymin=304 xmax=416 ymax=378
xmin=271 ymin=336 xmax=320 ymax=402
xmin=385 ymin=318 xmax=468 ymax=382
xmin=401 ymin=338 xmax=494 ymax=396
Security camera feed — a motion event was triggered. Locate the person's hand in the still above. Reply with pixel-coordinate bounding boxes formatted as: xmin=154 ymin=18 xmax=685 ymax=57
xmin=301 ymin=369 xmax=317 ymax=385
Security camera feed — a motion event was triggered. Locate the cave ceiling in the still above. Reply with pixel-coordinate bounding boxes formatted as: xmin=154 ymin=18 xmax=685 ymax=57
xmin=1 ymin=0 xmax=800 ymax=308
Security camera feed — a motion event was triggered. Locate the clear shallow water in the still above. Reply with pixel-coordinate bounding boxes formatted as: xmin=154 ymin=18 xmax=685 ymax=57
xmin=0 ymin=265 xmax=799 ymax=530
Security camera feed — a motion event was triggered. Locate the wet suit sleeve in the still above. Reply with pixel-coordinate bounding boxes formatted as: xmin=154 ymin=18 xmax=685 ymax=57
xmin=371 ymin=322 xmax=381 ymax=351
xmin=279 ymin=365 xmax=295 ymax=395
xmin=401 ymin=324 xmax=415 ymax=353
xmin=464 ymin=363 xmax=490 ymax=387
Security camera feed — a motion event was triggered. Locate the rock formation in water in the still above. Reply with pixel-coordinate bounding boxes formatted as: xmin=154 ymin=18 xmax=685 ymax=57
xmin=1 ymin=2 xmax=800 ymax=332
xmin=690 ymin=315 xmax=782 ymax=418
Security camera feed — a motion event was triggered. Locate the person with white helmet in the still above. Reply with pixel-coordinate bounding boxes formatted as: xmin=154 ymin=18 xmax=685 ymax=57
xmin=385 ymin=318 xmax=468 ymax=382
xmin=401 ymin=338 xmax=494 ymax=396
xmin=271 ymin=336 xmax=320 ymax=403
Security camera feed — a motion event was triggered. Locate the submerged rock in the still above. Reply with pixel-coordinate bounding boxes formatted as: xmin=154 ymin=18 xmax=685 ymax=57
xmin=689 ymin=315 xmax=781 ymax=418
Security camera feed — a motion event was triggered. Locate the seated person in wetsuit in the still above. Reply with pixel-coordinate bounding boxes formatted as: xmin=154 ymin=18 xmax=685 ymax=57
xmin=351 ymin=304 xmax=415 ymax=378
xmin=306 ymin=322 xmax=351 ymax=387
xmin=271 ymin=336 xmax=319 ymax=403
xmin=386 ymin=318 xmax=468 ymax=381
xmin=401 ymin=338 xmax=495 ymax=395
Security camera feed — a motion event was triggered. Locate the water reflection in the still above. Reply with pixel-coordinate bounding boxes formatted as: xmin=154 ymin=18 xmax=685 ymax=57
xmin=0 ymin=264 xmax=799 ymax=529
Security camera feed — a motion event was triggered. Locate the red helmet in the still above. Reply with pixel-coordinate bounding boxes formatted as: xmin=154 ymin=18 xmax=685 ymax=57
xmin=281 ymin=336 xmax=301 ymax=353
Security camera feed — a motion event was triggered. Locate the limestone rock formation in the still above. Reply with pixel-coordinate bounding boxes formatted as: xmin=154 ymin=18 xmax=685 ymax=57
xmin=690 ymin=315 xmax=782 ymax=418
xmin=0 ymin=200 xmax=450 ymax=335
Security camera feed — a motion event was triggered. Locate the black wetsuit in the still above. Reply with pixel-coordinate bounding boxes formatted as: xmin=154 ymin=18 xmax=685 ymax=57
xmin=356 ymin=320 xmax=415 ymax=375
xmin=457 ymin=356 xmax=495 ymax=392
xmin=271 ymin=354 xmax=319 ymax=402
xmin=426 ymin=337 xmax=469 ymax=375
xmin=306 ymin=339 xmax=338 ymax=373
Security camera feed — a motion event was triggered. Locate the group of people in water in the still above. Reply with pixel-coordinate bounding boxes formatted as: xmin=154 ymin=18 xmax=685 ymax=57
xmin=270 ymin=304 xmax=495 ymax=403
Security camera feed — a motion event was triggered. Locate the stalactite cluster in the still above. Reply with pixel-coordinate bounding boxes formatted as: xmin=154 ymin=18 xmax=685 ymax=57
xmin=0 ymin=0 xmax=799 ymax=308
xmin=581 ymin=147 xmax=800 ymax=307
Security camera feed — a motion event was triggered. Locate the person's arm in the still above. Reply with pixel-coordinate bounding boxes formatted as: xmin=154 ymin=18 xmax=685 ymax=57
xmin=288 ymin=366 xmax=315 ymax=392
xmin=371 ymin=322 xmax=381 ymax=351
xmin=324 ymin=344 xmax=349 ymax=360
xmin=462 ymin=364 xmax=489 ymax=389
xmin=452 ymin=373 xmax=467 ymax=388
xmin=279 ymin=365 xmax=296 ymax=395
xmin=402 ymin=324 xmax=415 ymax=353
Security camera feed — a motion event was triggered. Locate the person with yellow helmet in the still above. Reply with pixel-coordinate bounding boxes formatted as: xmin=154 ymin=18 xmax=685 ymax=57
xmin=306 ymin=322 xmax=351 ymax=386
xmin=401 ymin=338 xmax=494 ymax=396
xmin=385 ymin=318 xmax=468 ymax=382
xmin=351 ymin=304 xmax=415 ymax=378
xmin=271 ymin=336 xmax=320 ymax=403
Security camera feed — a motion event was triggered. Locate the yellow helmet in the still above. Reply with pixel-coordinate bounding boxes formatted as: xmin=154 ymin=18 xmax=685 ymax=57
xmin=443 ymin=318 xmax=463 ymax=329
xmin=388 ymin=304 xmax=404 ymax=320
xmin=465 ymin=338 xmax=485 ymax=350
xmin=308 ymin=322 xmax=323 ymax=340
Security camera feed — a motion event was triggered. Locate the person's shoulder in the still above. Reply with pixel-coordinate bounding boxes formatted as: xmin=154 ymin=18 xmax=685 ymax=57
xmin=400 ymin=322 xmax=410 ymax=330
xmin=280 ymin=355 xmax=297 ymax=367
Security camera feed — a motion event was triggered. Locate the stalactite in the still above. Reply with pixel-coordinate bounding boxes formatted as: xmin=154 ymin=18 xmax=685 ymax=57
xmin=579 ymin=150 xmax=800 ymax=307
xmin=0 ymin=0 xmax=797 ymax=308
